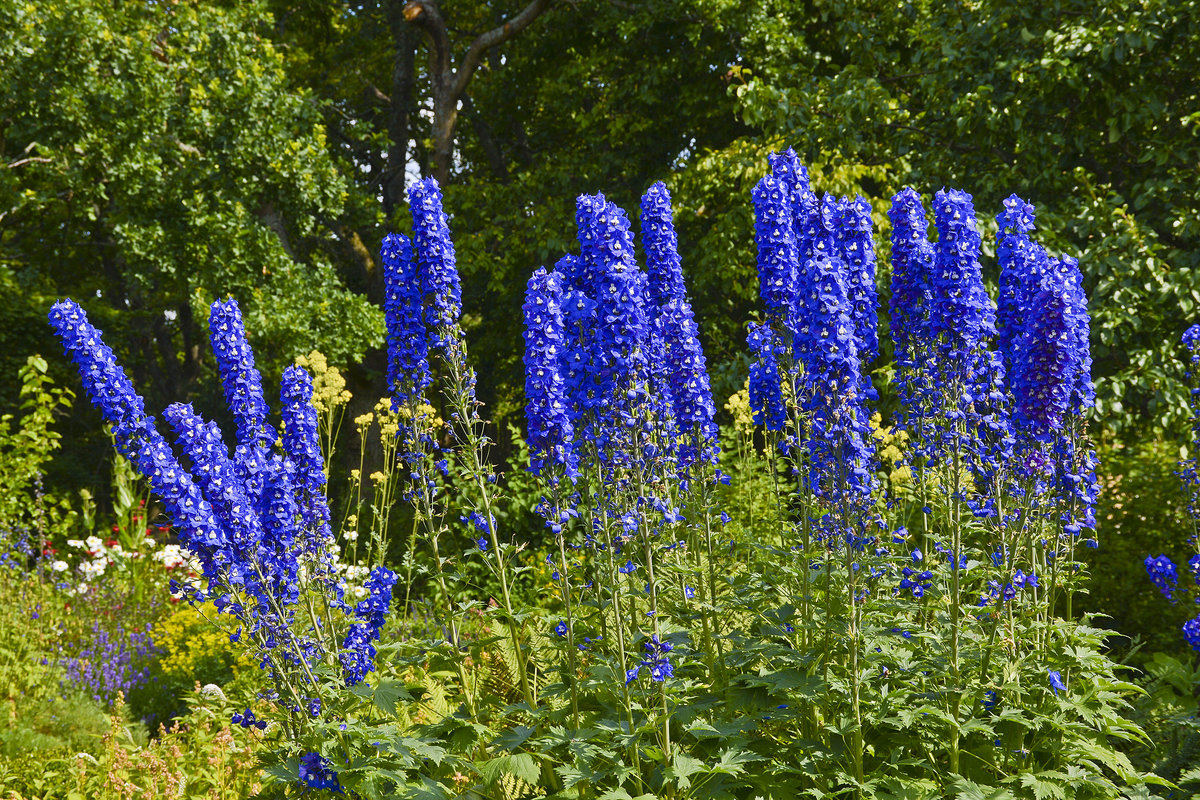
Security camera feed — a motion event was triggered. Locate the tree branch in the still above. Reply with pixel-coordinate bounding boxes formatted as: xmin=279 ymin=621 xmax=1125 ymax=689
xmin=452 ymin=0 xmax=552 ymax=99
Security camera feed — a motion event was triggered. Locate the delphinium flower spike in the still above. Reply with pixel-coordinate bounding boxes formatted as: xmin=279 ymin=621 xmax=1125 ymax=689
xmin=833 ymin=195 xmax=880 ymax=374
xmin=281 ymin=365 xmax=334 ymax=549
xmin=641 ymin=182 xmax=718 ymax=475
xmin=48 ymin=301 xmax=224 ymax=570
xmin=888 ymin=188 xmax=937 ymax=454
xmin=381 ymin=232 xmax=431 ymax=410
xmin=209 ymin=300 xmax=276 ymax=502
xmin=524 ymin=267 xmax=578 ymax=480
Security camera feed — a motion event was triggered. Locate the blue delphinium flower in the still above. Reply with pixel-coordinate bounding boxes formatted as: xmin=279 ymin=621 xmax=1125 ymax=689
xmin=381 ymin=232 xmax=431 ymax=409
xmin=996 ymin=194 xmax=1040 ymax=376
xmin=524 ymin=267 xmax=578 ymax=480
xmin=1053 ymin=256 xmax=1099 ymax=536
xmin=554 ymin=621 xmax=568 ymax=637
xmin=641 ymin=182 xmax=719 ymax=474
xmin=339 ymin=566 xmax=398 ymax=686
xmin=409 ymin=178 xmax=463 ymax=354
xmin=751 ymin=174 xmax=799 ymax=330
xmin=931 ymin=189 xmax=995 ymax=362
xmin=1184 ymin=615 xmax=1200 ymax=652
xmin=48 ymin=300 xmax=224 ymax=569
xmin=576 ymin=194 xmax=652 ymax=465
xmin=299 ymin=752 xmax=342 ymax=792
xmin=209 ymin=299 xmax=276 ymax=461
xmin=832 ymin=195 xmax=879 ymax=371
xmin=887 ymin=188 xmax=935 ymax=380
xmin=625 ymin=635 xmax=674 ymax=684
xmin=1145 ymin=554 xmax=1178 ymax=601
xmin=747 ymin=322 xmax=786 ymax=432
xmin=1047 ymin=669 xmax=1066 ymax=694
xmin=281 ymin=365 xmax=333 ymax=547
xmin=230 ymin=708 xmax=267 ymax=730
xmin=768 ymin=148 xmax=819 ymax=258
xmin=793 ymin=253 xmax=874 ymax=505
xmin=1010 ymin=259 xmax=1074 ymax=439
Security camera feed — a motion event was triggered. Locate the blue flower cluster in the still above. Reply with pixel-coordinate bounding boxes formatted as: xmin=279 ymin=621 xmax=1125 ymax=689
xmin=340 ymin=566 xmax=399 ymax=686
xmin=382 ymin=232 xmax=431 ymax=410
xmin=642 ymin=183 xmax=719 ymax=475
xmin=49 ymin=297 xmax=395 ymax=695
xmin=524 ymin=268 xmax=577 ymax=480
xmin=625 ymin=634 xmax=674 ymax=684
xmin=299 ymin=752 xmax=342 ymax=792
xmin=520 ymin=185 xmax=718 ymax=490
xmin=747 ymin=152 xmax=879 ymax=512
xmin=282 ymin=366 xmax=333 ymax=550
xmin=1145 ymin=554 xmax=1177 ymax=601
xmin=410 ymin=178 xmax=463 ymax=355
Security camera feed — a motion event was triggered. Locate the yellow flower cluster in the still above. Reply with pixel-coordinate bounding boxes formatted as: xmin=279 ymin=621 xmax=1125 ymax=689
xmin=294 ymin=350 xmax=351 ymax=415
xmin=155 ymin=603 xmax=255 ymax=684
xmin=870 ymin=413 xmax=912 ymax=487
xmin=725 ymin=380 xmax=755 ymax=436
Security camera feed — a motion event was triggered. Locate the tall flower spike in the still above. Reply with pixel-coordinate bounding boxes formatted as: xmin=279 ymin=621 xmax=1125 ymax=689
xmin=163 ymin=403 xmax=262 ymax=557
xmin=209 ymin=299 xmax=274 ymax=453
xmin=931 ymin=189 xmax=994 ymax=361
xmin=577 ymin=194 xmax=651 ymax=464
xmin=888 ymin=188 xmax=934 ymax=362
xmin=409 ymin=178 xmax=463 ymax=349
xmin=834 ymin=195 xmax=880 ymax=369
xmin=641 ymin=182 xmax=718 ymax=472
xmin=1010 ymin=261 xmax=1074 ymax=439
xmin=48 ymin=301 xmax=224 ymax=570
xmin=747 ymin=322 xmax=786 ymax=433
xmin=524 ymin=267 xmax=578 ymax=480
xmin=996 ymin=194 xmax=1039 ymax=374
xmin=794 ymin=253 xmax=874 ymax=503
xmin=768 ymin=148 xmax=818 ymax=259
xmin=1060 ymin=255 xmax=1094 ymax=413
xmin=642 ymin=181 xmax=686 ymax=310
xmin=382 ymin=232 xmax=431 ymax=409
xmin=281 ymin=365 xmax=333 ymax=547
xmin=751 ymin=174 xmax=799 ymax=328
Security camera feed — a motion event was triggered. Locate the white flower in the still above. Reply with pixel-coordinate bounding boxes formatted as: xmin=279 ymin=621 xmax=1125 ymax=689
xmin=85 ymin=536 xmax=102 ymax=551
xmin=353 ymin=586 xmax=368 ymax=599
xmin=51 ymin=560 xmax=68 ymax=573
xmin=67 ymin=539 xmax=84 ymax=549
xmin=344 ymin=530 xmax=358 ymax=542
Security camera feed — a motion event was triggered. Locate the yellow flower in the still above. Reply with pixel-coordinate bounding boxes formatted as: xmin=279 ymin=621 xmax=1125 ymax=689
xmin=295 ymin=350 xmax=351 ymax=414
xmin=725 ymin=380 xmax=755 ymax=435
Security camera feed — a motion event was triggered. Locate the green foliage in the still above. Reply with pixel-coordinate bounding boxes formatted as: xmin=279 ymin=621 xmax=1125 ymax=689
xmin=0 ymin=0 xmax=382 ymax=493
xmin=1080 ymin=439 xmax=1194 ymax=659
xmin=0 ymin=355 xmax=74 ymax=532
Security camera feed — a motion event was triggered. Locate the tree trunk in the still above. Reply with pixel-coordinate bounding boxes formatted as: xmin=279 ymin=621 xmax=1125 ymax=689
xmin=403 ymin=0 xmax=552 ymax=186
xmin=384 ymin=1 xmax=419 ymax=216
